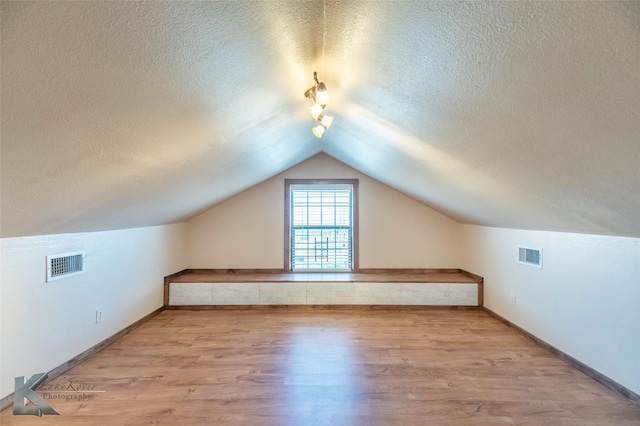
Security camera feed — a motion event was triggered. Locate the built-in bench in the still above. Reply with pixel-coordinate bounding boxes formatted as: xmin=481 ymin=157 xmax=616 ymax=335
xmin=164 ymin=269 xmax=484 ymax=308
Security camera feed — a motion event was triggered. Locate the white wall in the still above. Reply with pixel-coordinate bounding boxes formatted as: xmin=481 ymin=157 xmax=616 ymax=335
xmin=0 ymin=224 xmax=185 ymax=399
xmin=185 ymin=154 xmax=463 ymax=269
xmin=462 ymin=225 xmax=640 ymax=395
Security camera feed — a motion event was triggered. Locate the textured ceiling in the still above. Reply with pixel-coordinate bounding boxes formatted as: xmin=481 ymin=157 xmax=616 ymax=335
xmin=1 ymin=1 xmax=639 ymax=238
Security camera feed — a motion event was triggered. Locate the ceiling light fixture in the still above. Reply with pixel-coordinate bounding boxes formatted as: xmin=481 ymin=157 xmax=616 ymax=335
xmin=305 ymin=72 xmax=333 ymax=138
xmin=318 ymin=114 xmax=333 ymax=129
xmin=312 ymin=124 xmax=325 ymax=138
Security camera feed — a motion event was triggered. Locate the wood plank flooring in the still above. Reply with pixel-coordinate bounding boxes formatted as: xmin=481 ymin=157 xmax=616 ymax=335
xmin=2 ymin=308 xmax=639 ymax=425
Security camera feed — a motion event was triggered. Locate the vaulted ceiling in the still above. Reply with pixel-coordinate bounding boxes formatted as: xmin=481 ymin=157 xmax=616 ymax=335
xmin=2 ymin=1 xmax=639 ymax=238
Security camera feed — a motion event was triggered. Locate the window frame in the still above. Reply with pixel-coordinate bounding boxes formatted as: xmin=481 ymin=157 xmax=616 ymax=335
xmin=284 ymin=178 xmax=359 ymax=272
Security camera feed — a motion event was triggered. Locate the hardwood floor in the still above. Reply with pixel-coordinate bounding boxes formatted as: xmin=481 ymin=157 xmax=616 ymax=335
xmin=2 ymin=308 xmax=639 ymax=425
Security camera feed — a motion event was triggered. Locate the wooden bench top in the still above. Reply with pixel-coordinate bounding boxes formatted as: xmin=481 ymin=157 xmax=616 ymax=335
xmin=168 ymin=269 xmax=482 ymax=284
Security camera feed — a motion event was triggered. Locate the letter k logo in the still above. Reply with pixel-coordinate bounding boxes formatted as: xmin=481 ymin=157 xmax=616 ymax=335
xmin=13 ymin=373 xmax=60 ymax=416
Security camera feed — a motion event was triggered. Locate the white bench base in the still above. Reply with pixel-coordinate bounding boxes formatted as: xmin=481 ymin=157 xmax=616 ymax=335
xmin=169 ymin=282 xmax=478 ymax=306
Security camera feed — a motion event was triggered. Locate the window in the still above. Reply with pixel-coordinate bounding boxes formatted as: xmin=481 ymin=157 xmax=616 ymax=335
xmin=285 ymin=179 xmax=358 ymax=271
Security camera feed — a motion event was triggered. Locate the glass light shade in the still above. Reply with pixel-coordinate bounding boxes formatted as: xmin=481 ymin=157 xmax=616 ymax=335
xmin=315 ymin=88 xmax=329 ymax=105
xmin=319 ymin=114 xmax=333 ymax=129
xmin=312 ymin=125 xmax=325 ymax=138
xmin=309 ymin=104 xmax=324 ymax=119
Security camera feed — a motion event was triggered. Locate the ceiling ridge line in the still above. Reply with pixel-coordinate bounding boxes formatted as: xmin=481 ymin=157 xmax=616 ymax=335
xmin=322 ymin=0 xmax=326 ymax=63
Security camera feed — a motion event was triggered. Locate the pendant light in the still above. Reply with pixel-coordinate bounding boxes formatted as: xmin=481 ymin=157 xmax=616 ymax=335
xmin=304 ymin=72 xmax=333 ymax=138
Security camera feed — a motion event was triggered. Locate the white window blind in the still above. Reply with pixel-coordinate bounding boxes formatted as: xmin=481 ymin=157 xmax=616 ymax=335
xmin=290 ymin=184 xmax=353 ymax=270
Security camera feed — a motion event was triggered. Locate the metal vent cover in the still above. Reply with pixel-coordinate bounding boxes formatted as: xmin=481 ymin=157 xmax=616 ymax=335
xmin=518 ymin=247 xmax=542 ymax=268
xmin=46 ymin=252 xmax=85 ymax=282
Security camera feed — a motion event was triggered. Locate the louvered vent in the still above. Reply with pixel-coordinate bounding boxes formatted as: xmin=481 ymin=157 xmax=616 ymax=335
xmin=518 ymin=247 xmax=542 ymax=268
xmin=46 ymin=252 xmax=85 ymax=282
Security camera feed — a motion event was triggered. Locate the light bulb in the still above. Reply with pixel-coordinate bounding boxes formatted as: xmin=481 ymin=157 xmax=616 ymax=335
xmin=318 ymin=114 xmax=333 ymax=129
xmin=315 ymin=85 xmax=329 ymax=105
xmin=310 ymin=104 xmax=324 ymax=119
xmin=312 ymin=125 xmax=325 ymax=138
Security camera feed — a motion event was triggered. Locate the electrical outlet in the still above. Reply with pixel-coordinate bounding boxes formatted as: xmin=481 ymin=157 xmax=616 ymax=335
xmin=510 ymin=294 xmax=517 ymax=306
xmin=95 ymin=310 xmax=103 ymax=324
